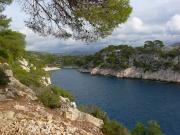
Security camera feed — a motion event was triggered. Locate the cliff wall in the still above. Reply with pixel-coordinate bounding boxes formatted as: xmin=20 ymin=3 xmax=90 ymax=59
xmin=80 ymin=67 xmax=180 ymax=83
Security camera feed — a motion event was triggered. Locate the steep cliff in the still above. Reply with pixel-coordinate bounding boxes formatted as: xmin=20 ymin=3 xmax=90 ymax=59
xmin=79 ymin=43 xmax=180 ymax=83
xmin=80 ymin=67 xmax=180 ymax=83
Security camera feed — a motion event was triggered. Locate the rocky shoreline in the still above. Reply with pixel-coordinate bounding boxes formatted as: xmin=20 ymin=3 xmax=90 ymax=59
xmin=43 ymin=66 xmax=61 ymax=71
xmin=79 ymin=67 xmax=180 ymax=83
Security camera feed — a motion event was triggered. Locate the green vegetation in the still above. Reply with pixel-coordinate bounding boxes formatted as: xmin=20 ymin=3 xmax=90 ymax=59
xmin=0 ymin=30 xmax=25 ymax=62
xmin=60 ymin=56 xmax=85 ymax=67
xmin=38 ymin=87 xmax=61 ymax=109
xmin=33 ymin=41 xmax=179 ymax=73
xmin=79 ymin=105 xmax=165 ymax=135
xmin=132 ymin=121 xmax=164 ymax=135
xmin=79 ymin=105 xmax=130 ymax=135
xmin=0 ymin=0 xmax=74 ymax=108
xmin=0 ymin=0 xmax=25 ymax=63
xmin=0 ymin=6 xmax=51 ymax=88
xmin=70 ymin=41 xmax=179 ymax=72
xmin=0 ymin=66 xmax=9 ymax=85
xmin=79 ymin=105 xmax=108 ymax=122
xmin=27 ymin=52 xmax=61 ymax=67
xmin=21 ymin=0 xmax=132 ymax=41
xmin=50 ymin=86 xmax=74 ymax=102
xmin=11 ymin=63 xmax=44 ymax=87
xmin=38 ymin=85 xmax=74 ymax=108
xmin=102 ymin=120 xmax=131 ymax=135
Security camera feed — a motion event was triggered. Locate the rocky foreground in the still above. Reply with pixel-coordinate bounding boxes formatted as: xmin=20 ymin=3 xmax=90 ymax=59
xmin=0 ymin=65 xmax=104 ymax=135
xmin=80 ymin=67 xmax=180 ymax=83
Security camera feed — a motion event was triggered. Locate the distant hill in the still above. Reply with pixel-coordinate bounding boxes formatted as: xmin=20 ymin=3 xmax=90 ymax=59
xmin=171 ymin=42 xmax=180 ymax=47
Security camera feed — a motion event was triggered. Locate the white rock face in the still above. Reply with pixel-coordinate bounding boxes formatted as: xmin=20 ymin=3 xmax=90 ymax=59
xmin=18 ymin=59 xmax=52 ymax=86
xmin=19 ymin=58 xmax=31 ymax=72
xmin=64 ymin=107 xmax=104 ymax=128
xmin=89 ymin=67 xmax=180 ymax=83
xmin=41 ymin=76 xmax=52 ymax=86
xmin=60 ymin=96 xmax=104 ymax=128
xmin=70 ymin=102 xmax=77 ymax=108
xmin=18 ymin=58 xmax=36 ymax=72
xmin=0 ymin=63 xmax=37 ymax=101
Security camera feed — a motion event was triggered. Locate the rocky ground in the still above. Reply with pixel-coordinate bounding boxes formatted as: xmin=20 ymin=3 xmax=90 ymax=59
xmin=0 ymin=64 xmax=104 ymax=135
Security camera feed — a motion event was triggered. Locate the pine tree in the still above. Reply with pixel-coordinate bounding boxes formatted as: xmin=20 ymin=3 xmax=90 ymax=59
xmin=0 ymin=0 xmax=25 ymax=62
xmin=19 ymin=0 xmax=132 ymax=41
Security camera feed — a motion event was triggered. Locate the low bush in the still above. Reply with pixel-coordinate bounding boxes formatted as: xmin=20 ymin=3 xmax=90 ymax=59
xmin=132 ymin=121 xmax=164 ymax=135
xmin=78 ymin=105 xmax=130 ymax=135
xmin=102 ymin=120 xmax=131 ymax=135
xmin=11 ymin=64 xmax=42 ymax=87
xmin=38 ymin=87 xmax=61 ymax=109
xmin=78 ymin=105 xmax=108 ymax=122
xmin=38 ymin=85 xmax=74 ymax=108
xmin=51 ymin=86 xmax=74 ymax=101
xmin=0 ymin=67 xmax=9 ymax=85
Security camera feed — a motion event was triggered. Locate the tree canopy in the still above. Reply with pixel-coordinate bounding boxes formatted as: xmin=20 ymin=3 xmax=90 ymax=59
xmin=0 ymin=0 xmax=13 ymax=29
xmin=144 ymin=40 xmax=164 ymax=49
xmin=0 ymin=0 xmax=25 ymax=62
xmin=18 ymin=0 xmax=132 ymax=41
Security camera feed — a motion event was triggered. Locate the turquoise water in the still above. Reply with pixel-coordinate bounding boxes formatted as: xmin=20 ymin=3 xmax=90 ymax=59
xmin=50 ymin=69 xmax=180 ymax=135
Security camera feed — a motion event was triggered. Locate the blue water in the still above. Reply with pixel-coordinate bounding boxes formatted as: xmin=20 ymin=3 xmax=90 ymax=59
xmin=50 ymin=69 xmax=180 ymax=135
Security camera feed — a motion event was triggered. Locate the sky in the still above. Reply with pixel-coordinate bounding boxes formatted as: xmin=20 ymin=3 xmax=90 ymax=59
xmin=4 ymin=0 xmax=180 ymax=54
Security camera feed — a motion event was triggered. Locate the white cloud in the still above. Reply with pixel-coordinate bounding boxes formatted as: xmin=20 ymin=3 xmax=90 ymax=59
xmin=112 ymin=17 xmax=164 ymax=38
xmin=166 ymin=14 xmax=180 ymax=34
xmin=131 ymin=17 xmax=143 ymax=30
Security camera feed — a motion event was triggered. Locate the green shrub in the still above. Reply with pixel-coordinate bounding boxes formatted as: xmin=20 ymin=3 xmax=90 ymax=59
xmin=102 ymin=120 xmax=131 ymax=135
xmin=38 ymin=87 xmax=61 ymax=109
xmin=0 ymin=67 xmax=9 ymax=85
xmin=37 ymin=85 xmax=74 ymax=108
xmin=78 ymin=105 xmax=108 ymax=122
xmin=11 ymin=64 xmax=42 ymax=87
xmin=146 ymin=121 xmax=164 ymax=135
xmin=51 ymin=86 xmax=74 ymax=101
xmin=131 ymin=122 xmax=146 ymax=135
xmin=78 ymin=105 xmax=131 ymax=135
xmin=0 ymin=49 xmax=10 ymax=62
xmin=132 ymin=121 xmax=164 ymax=135
xmin=173 ymin=64 xmax=180 ymax=72
xmin=0 ymin=30 xmax=25 ymax=60
xmin=79 ymin=105 xmax=165 ymax=135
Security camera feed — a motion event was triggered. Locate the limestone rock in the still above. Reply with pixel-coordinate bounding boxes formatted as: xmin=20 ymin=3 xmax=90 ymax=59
xmin=41 ymin=76 xmax=52 ymax=86
xmin=64 ymin=107 xmax=104 ymax=128
xmin=4 ymin=111 xmax=15 ymax=120
xmin=88 ymin=67 xmax=180 ymax=83
xmin=14 ymin=105 xmax=28 ymax=112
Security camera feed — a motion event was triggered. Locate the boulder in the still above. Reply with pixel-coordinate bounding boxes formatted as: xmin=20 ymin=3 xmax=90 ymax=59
xmin=60 ymin=97 xmax=103 ymax=128
xmin=64 ymin=107 xmax=104 ymax=128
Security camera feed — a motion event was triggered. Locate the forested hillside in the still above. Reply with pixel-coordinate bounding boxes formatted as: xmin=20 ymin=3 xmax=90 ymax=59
xmin=79 ymin=41 xmax=180 ymax=72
